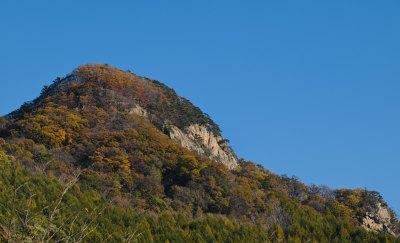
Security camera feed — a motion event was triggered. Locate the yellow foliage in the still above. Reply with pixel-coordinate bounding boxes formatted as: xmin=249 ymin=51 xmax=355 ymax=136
xmin=91 ymin=147 xmax=131 ymax=173
xmin=0 ymin=150 xmax=14 ymax=165
xmin=18 ymin=114 xmax=66 ymax=148
xmin=66 ymin=113 xmax=86 ymax=130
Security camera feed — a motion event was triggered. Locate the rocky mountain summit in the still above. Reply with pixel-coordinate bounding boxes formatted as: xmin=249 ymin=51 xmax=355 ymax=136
xmin=10 ymin=64 xmax=237 ymax=169
xmin=0 ymin=64 xmax=399 ymax=242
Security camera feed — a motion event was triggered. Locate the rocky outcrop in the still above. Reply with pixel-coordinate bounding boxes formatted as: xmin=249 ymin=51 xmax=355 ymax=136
xmin=362 ymin=202 xmax=396 ymax=235
xmin=168 ymin=124 xmax=238 ymax=169
xmin=129 ymin=104 xmax=238 ymax=169
xmin=128 ymin=105 xmax=148 ymax=118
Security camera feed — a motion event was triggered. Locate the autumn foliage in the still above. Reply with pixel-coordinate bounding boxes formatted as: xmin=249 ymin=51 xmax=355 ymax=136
xmin=0 ymin=64 xmax=398 ymax=242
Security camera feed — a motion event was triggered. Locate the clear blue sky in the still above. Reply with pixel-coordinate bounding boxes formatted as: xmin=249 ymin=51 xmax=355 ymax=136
xmin=1 ymin=1 xmax=399 ymax=214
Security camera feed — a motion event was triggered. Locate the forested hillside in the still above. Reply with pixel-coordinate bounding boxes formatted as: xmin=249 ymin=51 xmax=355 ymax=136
xmin=0 ymin=64 xmax=399 ymax=242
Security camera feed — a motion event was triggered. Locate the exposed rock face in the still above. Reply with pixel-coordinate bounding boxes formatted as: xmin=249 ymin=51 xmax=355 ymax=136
xmin=362 ymin=202 xmax=395 ymax=235
xmin=128 ymin=105 xmax=148 ymax=118
xmin=168 ymin=124 xmax=238 ymax=169
xmin=129 ymin=105 xmax=238 ymax=169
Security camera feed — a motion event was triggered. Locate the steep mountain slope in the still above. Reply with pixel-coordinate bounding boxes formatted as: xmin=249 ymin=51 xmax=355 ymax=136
xmin=8 ymin=64 xmax=237 ymax=169
xmin=0 ymin=64 xmax=399 ymax=242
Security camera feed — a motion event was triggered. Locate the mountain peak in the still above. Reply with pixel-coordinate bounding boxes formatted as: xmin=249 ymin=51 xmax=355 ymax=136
xmin=1 ymin=64 xmax=399 ymax=241
xmin=10 ymin=64 xmax=238 ymax=169
xmin=72 ymin=64 xmax=139 ymax=87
